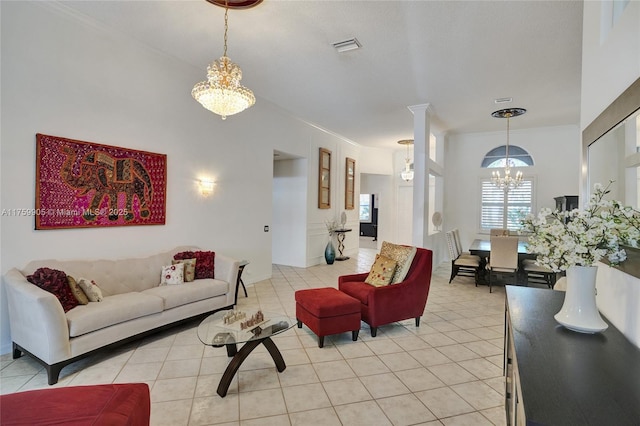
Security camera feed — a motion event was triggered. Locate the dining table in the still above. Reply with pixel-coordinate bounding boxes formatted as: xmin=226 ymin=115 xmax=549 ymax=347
xmin=468 ymin=238 xmax=533 ymax=260
xmin=468 ymin=238 xmax=537 ymax=284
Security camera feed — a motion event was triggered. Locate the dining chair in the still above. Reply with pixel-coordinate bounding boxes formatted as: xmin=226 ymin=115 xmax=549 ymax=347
xmin=522 ymin=258 xmax=557 ymax=288
xmin=446 ymin=231 xmax=481 ymax=284
xmin=452 ymin=229 xmax=481 ymax=261
xmin=487 ymin=235 xmax=519 ymax=292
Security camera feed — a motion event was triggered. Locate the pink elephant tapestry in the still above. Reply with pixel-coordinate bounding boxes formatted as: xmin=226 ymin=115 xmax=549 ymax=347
xmin=35 ymin=133 xmax=167 ymax=229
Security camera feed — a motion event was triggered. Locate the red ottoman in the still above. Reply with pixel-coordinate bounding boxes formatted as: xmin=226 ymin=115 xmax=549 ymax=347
xmin=295 ymin=287 xmax=361 ymax=348
xmin=0 ymin=383 xmax=150 ymax=426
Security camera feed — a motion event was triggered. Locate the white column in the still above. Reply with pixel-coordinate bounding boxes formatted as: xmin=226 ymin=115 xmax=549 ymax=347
xmin=407 ymin=103 xmax=433 ymax=248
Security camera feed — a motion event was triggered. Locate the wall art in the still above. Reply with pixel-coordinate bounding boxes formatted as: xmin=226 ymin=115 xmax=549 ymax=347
xmin=35 ymin=133 xmax=167 ymax=229
xmin=318 ymin=148 xmax=331 ymax=209
xmin=345 ymin=157 xmax=355 ymax=210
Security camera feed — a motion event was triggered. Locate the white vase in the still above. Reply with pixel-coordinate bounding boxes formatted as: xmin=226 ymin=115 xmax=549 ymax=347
xmin=554 ymin=265 xmax=608 ymax=334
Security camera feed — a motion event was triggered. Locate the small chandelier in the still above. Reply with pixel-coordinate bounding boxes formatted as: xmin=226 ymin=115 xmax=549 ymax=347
xmin=491 ymin=108 xmax=526 ymax=192
xmin=398 ymin=139 xmax=414 ymax=182
xmin=192 ymin=0 xmax=256 ymax=119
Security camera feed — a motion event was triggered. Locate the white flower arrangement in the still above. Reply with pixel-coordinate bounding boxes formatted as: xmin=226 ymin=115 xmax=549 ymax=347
xmin=520 ymin=181 xmax=640 ymax=272
xmin=325 ymin=219 xmax=340 ymax=235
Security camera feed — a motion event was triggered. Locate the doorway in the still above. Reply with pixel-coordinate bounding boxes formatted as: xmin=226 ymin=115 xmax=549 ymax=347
xmin=360 ymin=173 xmax=393 ymax=250
xmin=272 ymin=150 xmax=307 ymax=267
xmin=358 ymin=193 xmax=377 ymax=249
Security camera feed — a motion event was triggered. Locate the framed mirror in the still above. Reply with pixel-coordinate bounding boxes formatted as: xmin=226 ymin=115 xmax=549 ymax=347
xmin=583 ymin=77 xmax=640 ymax=278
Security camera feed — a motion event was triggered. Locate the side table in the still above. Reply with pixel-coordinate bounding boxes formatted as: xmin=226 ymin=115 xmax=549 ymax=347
xmin=333 ymin=228 xmax=352 ymax=261
xmin=235 ymin=260 xmax=249 ymax=305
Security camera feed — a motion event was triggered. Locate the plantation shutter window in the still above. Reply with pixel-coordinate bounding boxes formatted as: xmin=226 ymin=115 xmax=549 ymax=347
xmin=481 ymin=179 xmax=533 ymax=231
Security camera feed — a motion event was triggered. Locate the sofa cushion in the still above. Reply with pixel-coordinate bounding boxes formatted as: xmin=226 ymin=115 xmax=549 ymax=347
xmin=160 ymin=263 xmax=184 ymax=285
xmin=295 ymin=287 xmax=360 ymax=317
xmin=337 ymin=281 xmax=373 ymax=306
xmin=78 ymin=278 xmax=104 ymax=302
xmin=67 ymin=276 xmax=89 ymax=305
xmin=22 ymin=247 xmax=206 ymax=296
xmin=27 ymin=267 xmax=79 ymax=312
xmin=66 ymin=292 xmax=164 ymax=337
xmin=364 ymin=255 xmax=397 ymax=287
xmin=173 ymin=258 xmax=196 ymax=282
xmin=142 ymin=278 xmax=228 ymax=310
xmin=380 ymin=241 xmax=417 ymax=284
xmin=174 ymin=251 xmax=214 ymax=279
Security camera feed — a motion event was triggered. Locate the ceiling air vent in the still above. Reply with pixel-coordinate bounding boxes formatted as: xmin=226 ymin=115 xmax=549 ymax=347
xmin=494 ymin=97 xmax=513 ymax=104
xmin=332 ymin=38 xmax=361 ymax=53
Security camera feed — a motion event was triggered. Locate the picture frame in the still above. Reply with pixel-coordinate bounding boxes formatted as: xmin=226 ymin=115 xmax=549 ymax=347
xmin=35 ymin=133 xmax=167 ymax=229
xmin=318 ymin=148 xmax=331 ymax=209
xmin=345 ymin=157 xmax=355 ymax=210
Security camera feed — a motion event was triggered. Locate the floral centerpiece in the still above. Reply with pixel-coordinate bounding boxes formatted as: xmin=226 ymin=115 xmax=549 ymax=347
xmin=520 ymin=181 xmax=639 ymax=272
xmin=520 ymin=181 xmax=640 ymax=334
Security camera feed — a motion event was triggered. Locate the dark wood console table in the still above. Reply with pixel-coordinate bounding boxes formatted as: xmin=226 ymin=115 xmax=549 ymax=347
xmin=504 ymin=286 xmax=640 ymax=425
xmin=333 ymin=228 xmax=352 ymax=261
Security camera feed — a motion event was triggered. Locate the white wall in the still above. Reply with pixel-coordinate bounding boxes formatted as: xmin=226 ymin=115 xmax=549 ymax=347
xmin=272 ymin=158 xmax=308 ymax=267
xmin=444 ymin=125 xmax=581 ymax=253
xmin=581 ymin=0 xmax=640 ymax=129
xmin=0 ymin=2 xmax=367 ymax=353
xmin=582 ymin=0 xmax=640 ymax=347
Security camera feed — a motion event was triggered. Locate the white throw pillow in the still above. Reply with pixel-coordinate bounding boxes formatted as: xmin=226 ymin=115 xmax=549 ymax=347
xmin=77 ymin=278 xmax=104 ymax=302
xmin=161 ymin=263 xmax=184 ymax=285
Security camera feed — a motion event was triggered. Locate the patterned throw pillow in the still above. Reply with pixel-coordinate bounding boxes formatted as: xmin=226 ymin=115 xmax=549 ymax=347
xmin=161 ymin=263 xmax=184 ymax=285
xmin=26 ymin=267 xmax=79 ymax=312
xmin=364 ymin=254 xmax=398 ymax=287
xmin=172 ymin=258 xmax=196 ymax=282
xmin=380 ymin=241 xmax=418 ymax=284
xmin=77 ymin=278 xmax=104 ymax=302
xmin=67 ymin=276 xmax=89 ymax=305
xmin=174 ymin=251 xmax=214 ymax=279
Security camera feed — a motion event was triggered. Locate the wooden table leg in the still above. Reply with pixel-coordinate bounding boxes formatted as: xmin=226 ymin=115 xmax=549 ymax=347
xmin=262 ymin=337 xmax=286 ymax=372
xmin=216 ymin=337 xmax=287 ymax=397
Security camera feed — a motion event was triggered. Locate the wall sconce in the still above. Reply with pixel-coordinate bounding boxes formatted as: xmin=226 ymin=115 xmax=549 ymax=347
xmin=199 ymin=179 xmax=215 ymax=196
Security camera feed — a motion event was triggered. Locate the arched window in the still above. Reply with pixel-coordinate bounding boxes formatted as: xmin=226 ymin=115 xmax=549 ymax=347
xmin=480 ymin=145 xmax=535 ymax=231
xmin=481 ymin=145 xmax=534 ymax=168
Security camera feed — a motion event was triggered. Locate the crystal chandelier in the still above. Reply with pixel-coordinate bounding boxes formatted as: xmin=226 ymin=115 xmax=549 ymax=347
xmin=491 ymin=108 xmax=526 ymax=191
xmin=192 ymin=0 xmax=255 ymax=119
xmin=398 ymin=139 xmax=414 ymax=182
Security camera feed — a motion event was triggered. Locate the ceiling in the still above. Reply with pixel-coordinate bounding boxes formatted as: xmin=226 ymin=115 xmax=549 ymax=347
xmin=60 ymin=0 xmax=584 ymax=149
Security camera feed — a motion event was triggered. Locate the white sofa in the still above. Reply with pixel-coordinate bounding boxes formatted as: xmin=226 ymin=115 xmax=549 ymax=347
xmin=3 ymin=246 xmax=239 ymax=385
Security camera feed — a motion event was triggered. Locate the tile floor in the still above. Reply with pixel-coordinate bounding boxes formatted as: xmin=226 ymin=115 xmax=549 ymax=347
xmin=1 ymin=249 xmax=509 ymax=426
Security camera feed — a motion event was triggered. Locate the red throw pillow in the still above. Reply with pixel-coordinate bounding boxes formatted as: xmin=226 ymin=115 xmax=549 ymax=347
xmin=26 ymin=267 xmax=79 ymax=312
xmin=174 ymin=251 xmax=215 ymax=279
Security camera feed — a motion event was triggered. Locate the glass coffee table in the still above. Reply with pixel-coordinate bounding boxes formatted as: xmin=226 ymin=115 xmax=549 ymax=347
xmin=197 ymin=310 xmax=295 ymax=397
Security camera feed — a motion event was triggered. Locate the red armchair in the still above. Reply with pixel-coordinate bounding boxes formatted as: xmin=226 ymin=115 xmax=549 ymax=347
xmin=338 ymin=247 xmax=433 ymax=337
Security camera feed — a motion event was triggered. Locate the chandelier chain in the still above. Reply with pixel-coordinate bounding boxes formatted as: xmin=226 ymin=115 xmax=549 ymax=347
xmin=192 ymin=0 xmax=256 ymax=119
xmin=490 ymin=108 xmax=524 ymax=192
xmin=506 ymin=115 xmax=509 ymax=164
xmin=223 ymin=0 xmax=229 ymax=57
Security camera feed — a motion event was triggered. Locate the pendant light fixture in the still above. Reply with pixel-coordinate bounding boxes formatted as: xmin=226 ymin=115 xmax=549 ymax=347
xmin=397 ymin=139 xmax=414 ymax=182
xmin=490 ymin=108 xmax=526 ymax=192
xmin=192 ymin=0 xmax=259 ymax=119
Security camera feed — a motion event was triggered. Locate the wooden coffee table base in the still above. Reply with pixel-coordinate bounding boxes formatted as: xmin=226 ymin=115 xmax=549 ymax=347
xmin=217 ymin=337 xmax=286 ymax=397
